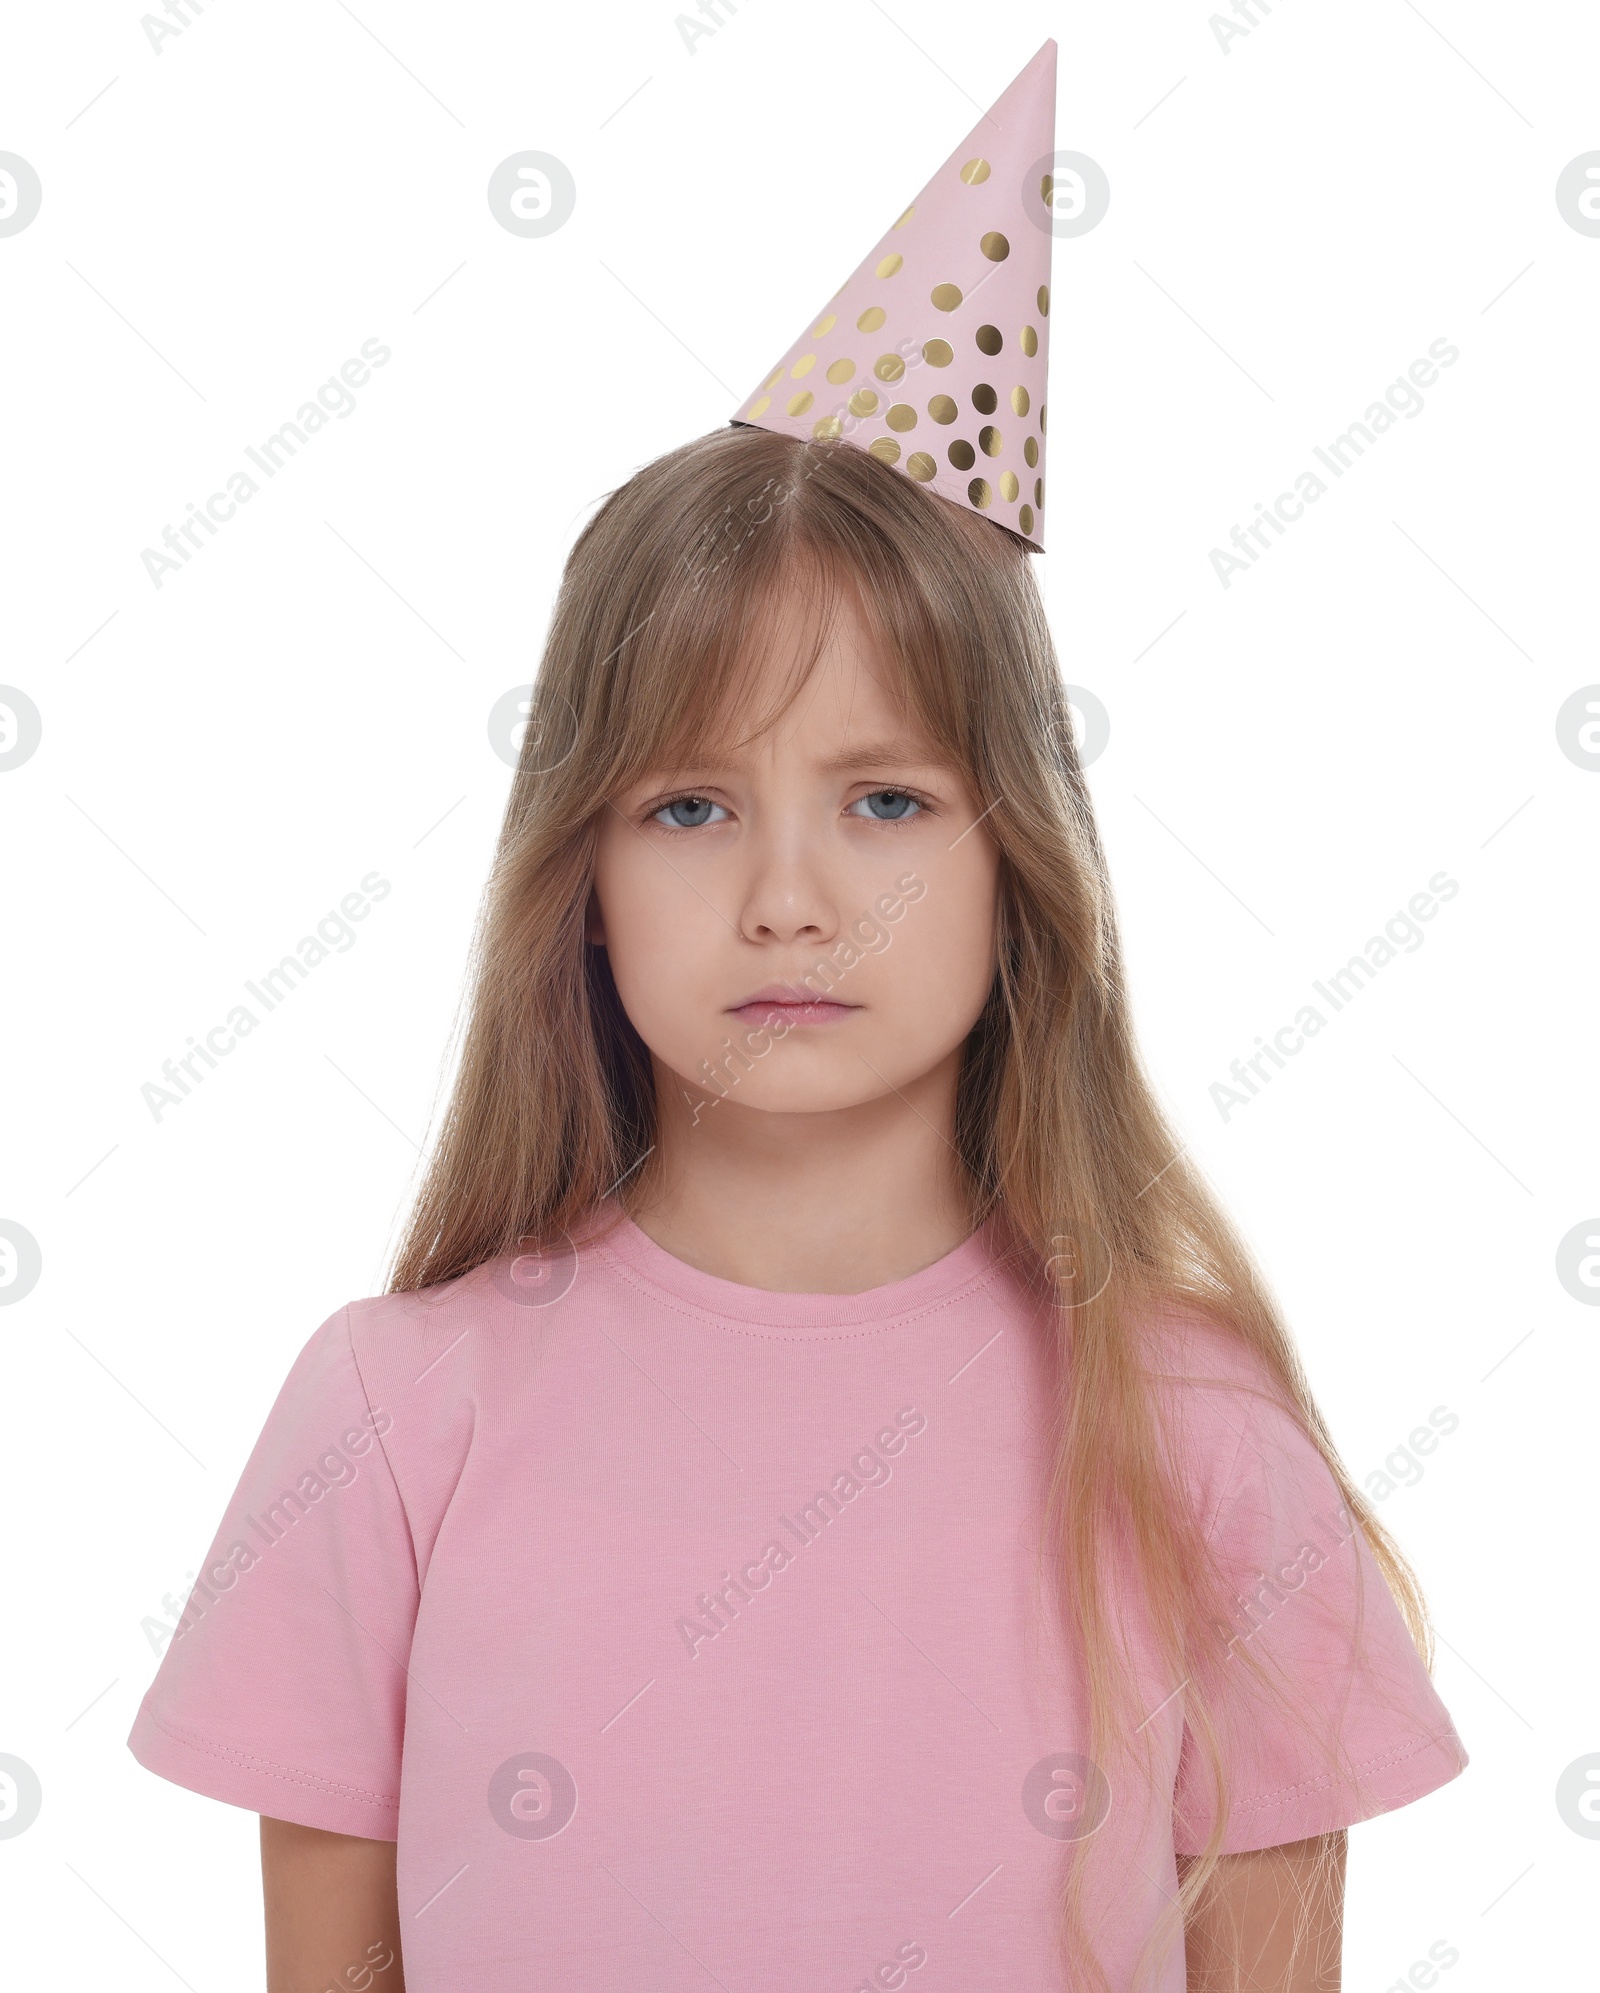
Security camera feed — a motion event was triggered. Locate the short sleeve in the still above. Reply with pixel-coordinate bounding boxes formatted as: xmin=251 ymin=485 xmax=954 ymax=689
xmin=127 ymin=1305 xmax=418 ymax=1839
xmin=1169 ymin=1361 xmax=1467 ymax=1855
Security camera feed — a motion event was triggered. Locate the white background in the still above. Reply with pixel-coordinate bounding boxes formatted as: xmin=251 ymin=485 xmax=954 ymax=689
xmin=2 ymin=0 xmax=1596 ymax=1984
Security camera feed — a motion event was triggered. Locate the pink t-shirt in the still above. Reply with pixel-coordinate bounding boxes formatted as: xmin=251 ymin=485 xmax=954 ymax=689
xmin=128 ymin=1215 xmax=1465 ymax=1989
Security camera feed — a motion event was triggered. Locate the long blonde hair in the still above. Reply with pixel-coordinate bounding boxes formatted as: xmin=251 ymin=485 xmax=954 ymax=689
xmin=389 ymin=423 xmax=1431 ymax=1986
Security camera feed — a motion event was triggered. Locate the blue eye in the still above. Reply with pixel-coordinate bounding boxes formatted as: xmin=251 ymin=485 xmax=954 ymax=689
xmin=850 ymin=789 xmax=921 ymax=821
xmin=653 ymin=795 xmax=727 ymax=828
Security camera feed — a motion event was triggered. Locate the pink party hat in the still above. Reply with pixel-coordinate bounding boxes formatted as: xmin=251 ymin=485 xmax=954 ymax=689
xmin=734 ymin=41 xmax=1056 ymax=551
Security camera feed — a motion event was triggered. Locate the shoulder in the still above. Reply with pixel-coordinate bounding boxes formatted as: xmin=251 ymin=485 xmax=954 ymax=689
xmin=303 ymin=1255 xmax=574 ymax=1579
xmin=335 ymin=1229 xmax=624 ymax=1442
xmin=1130 ymin=1299 xmax=1333 ymax=1544
xmin=339 ymin=1252 xmax=554 ymax=1428
xmin=1134 ymin=1298 xmax=1301 ymax=1427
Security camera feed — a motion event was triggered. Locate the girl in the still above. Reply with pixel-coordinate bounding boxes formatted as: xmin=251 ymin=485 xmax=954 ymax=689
xmin=129 ymin=421 xmax=1465 ymax=1991
xmin=129 ymin=44 xmax=1464 ymax=1990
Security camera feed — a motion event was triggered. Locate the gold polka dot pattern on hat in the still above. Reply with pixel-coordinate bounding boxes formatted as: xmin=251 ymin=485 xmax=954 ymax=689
xmin=730 ymin=43 xmax=1055 ymax=550
xmin=763 ymin=366 xmax=785 ymax=390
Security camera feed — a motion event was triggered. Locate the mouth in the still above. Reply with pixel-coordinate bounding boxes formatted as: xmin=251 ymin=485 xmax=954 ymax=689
xmin=728 ymin=985 xmax=861 ymax=1029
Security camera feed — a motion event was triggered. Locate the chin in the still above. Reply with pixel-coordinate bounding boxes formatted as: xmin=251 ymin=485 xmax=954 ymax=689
xmin=693 ymin=1043 xmax=936 ymax=1118
xmin=724 ymin=1078 xmax=895 ymax=1117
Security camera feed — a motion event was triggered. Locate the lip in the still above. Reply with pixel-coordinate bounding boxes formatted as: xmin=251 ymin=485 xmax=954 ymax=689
xmin=728 ymin=983 xmax=861 ymax=1028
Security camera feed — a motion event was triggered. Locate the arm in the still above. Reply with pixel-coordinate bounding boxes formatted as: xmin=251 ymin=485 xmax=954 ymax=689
xmin=261 ymin=1817 xmax=406 ymax=1993
xmin=1178 ymin=1830 xmax=1346 ymax=1992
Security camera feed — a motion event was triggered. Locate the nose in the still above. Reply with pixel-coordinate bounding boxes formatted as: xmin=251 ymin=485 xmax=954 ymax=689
xmin=735 ymin=820 xmax=840 ymax=948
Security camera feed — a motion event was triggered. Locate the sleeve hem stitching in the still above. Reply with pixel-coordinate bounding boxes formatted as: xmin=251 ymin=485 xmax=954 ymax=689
xmin=138 ymin=1707 xmax=399 ymax=1813
xmin=1227 ymin=1727 xmax=1462 ymax=1816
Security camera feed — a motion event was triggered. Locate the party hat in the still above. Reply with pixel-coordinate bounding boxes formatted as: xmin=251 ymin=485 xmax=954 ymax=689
xmin=733 ymin=41 xmax=1056 ymax=551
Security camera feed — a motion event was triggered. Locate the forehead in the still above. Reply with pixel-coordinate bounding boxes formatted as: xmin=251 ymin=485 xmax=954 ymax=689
xmin=672 ymin=573 xmax=937 ymax=773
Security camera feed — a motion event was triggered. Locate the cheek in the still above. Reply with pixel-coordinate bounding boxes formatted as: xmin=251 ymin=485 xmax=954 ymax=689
xmin=592 ymin=835 xmax=724 ymax=1062
xmin=832 ymin=845 xmax=996 ymax=1084
xmin=868 ymin=850 xmax=998 ymax=1041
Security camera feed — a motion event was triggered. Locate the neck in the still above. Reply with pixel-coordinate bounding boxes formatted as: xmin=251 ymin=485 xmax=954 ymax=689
xmin=624 ymin=1051 xmax=976 ymax=1293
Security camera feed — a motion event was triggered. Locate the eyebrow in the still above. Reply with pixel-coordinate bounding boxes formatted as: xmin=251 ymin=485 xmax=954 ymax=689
xmin=811 ymin=738 xmax=954 ymax=775
xmin=636 ymin=739 xmax=955 ymax=789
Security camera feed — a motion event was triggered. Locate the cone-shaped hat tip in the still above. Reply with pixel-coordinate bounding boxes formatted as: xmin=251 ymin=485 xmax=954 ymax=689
xmin=734 ymin=43 xmax=1057 ymax=550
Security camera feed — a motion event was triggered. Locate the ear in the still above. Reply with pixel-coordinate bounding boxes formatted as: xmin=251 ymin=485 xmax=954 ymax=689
xmin=583 ymin=888 xmax=606 ymax=947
